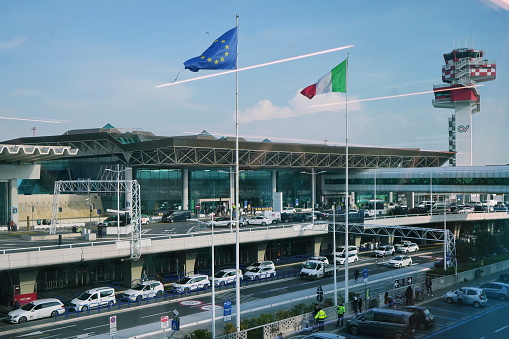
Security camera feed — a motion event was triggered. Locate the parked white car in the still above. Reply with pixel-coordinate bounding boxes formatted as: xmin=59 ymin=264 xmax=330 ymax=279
xmin=213 ymin=269 xmax=243 ymax=286
xmin=7 ymin=298 xmax=65 ymax=324
xmin=122 ymin=280 xmax=164 ymax=301
xmin=172 ymin=274 xmax=210 ymax=293
xmin=245 ymin=216 xmax=277 ymax=226
xmin=396 ymin=243 xmax=419 ymax=253
xmin=206 ymin=217 xmax=245 ymax=228
xmin=69 ymin=287 xmax=116 ymax=311
xmin=245 ymin=260 xmax=275 ymax=271
xmin=374 ymin=245 xmax=395 ymax=257
xmin=387 ymin=255 xmax=413 ymax=268
xmin=335 ymin=253 xmax=359 ymax=265
xmin=140 ymin=214 xmax=151 ymax=225
xmin=444 ymin=287 xmax=488 ymax=307
xmin=244 ymin=267 xmax=276 ymax=280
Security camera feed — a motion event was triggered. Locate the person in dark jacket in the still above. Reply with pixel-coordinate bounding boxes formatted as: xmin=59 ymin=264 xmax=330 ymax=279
xmin=425 ymin=275 xmax=433 ymax=296
xmin=405 ymin=286 xmax=414 ymax=305
xmin=357 ymin=294 xmax=363 ymax=312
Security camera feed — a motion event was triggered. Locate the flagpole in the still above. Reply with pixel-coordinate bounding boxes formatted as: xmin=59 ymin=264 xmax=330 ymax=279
xmin=344 ymin=54 xmax=350 ymax=304
xmin=234 ymin=14 xmax=241 ymax=334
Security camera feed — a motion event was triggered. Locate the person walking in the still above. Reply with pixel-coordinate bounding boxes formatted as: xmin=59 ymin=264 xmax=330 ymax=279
xmin=352 ymin=295 xmax=359 ymax=314
xmin=425 ymin=275 xmax=433 ymax=296
xmin=314 ymin=307 xmax=327 ymax=331
xmin=97 ymin=223 xmax=103 ymax=238
xmin=405 ymin=286 xmax=414 ymax=305
xmin=336 ymin=302 xmax=346 ymax=327
xmin=384 ymin=291 xmax=390 ymax=306
xmin=357 ymin=294 xmax=363 ymax=313
xmin=354 ymin=268 xmax=359 ymax=282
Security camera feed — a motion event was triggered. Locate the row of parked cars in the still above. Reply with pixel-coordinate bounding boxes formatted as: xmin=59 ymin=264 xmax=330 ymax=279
xmin=7 ymin=261 xmax=279 ymax=325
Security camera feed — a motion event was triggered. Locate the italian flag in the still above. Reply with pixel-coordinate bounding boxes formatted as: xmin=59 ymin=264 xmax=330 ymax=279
xmin=300 ymin=59 xmax=347 ymax=99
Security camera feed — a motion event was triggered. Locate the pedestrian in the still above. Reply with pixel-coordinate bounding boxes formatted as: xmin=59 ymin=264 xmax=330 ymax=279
xmin=354 ymin=268 xmax=359 ymax=282
xmin=314 ymin=307 xmax=327 ymax=331
xmin=352 ymin=295 xmax=358 ymax=314
xmin=425 ymin=275 xmax=433 ymax=296
xmin=8 ymin=219 xmax=14 ymax=231
xmin=336 ymin=302 xmax=346 ymax=327
xmin=357 ymin=294 xmax=363 ymax=313
xmin=97 ymin=223 xmax=103 ymax=238
xmin=384 ymin=291 xmax=390 ymax=306
xmin=405 ymin=286 xmax=413 ymax=305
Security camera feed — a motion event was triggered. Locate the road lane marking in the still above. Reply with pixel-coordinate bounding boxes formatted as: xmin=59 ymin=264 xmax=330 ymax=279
xmin=495 ymin=325 xmax=508 ymax=333
xmin=83 ymin=323 xmax=108 ymax=330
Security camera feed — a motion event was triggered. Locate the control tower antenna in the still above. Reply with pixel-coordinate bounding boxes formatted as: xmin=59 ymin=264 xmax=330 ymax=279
xmin=432 ymin=48 xmax=496 ymax=166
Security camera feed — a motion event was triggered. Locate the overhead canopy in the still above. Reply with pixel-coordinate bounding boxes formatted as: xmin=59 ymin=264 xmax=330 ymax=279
xmin=0 ymin=144 xmax=78 ymax=164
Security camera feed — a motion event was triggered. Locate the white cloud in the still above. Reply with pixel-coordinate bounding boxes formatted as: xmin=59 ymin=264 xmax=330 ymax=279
xmin=0 ymin=36 xmax=27 ymax=49
xmin=238 ymin=91 xmax=362 ymax=123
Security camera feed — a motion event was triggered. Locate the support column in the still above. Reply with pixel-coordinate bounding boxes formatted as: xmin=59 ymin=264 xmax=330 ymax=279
xmin=18 ymin=270 xmax=38 ymax=295
xmin=182 ymin=168 xmax=189 ymax=211
xmin=454 ymin=224 xmax=462 ymax=238
xmin=272 ymin=170 xmax=277 ymax=193
xmin=10 ymin=178 xmax=18 ymax=225
xmin=123 ymin=256 xmax=146 ymax=287
xmin=310 ymin=236 xmax=323 ymax=256
xmin=409 ymin=192 xmax=416 ymax=208
xmin=388 ymin=192 xmax=394 ymax=203
xmin=125 ymin=167 xmax=133 ymax=211
xmin=185 ymin=250 xmax=198 ymax=276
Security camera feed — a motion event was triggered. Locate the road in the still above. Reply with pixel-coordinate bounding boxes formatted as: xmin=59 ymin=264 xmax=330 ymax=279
xmin=0 ymin=246 xmax=443 ymax=338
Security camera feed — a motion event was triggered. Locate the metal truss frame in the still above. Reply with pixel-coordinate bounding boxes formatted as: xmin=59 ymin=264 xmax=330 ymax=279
xmin=129 ymin=146 xmax=445 ymax=169
xmin=329 ymin=222 xmax=457 ymax=268
xmin=50 ymin=179 xmax=141 ymax=260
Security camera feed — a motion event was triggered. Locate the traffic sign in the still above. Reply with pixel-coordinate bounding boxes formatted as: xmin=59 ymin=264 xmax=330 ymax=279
xmin=109 ymin=316 xmax=117 ymax=336
xmin=161 ymin=315 xmax=169 ymax=329
xmin=224 ymin=300 xmax=232 ymax=321
xmin=171 ymin=319 xmax=180 ymax=331
xmin=316 ymin=286 xmax=324 ymax=302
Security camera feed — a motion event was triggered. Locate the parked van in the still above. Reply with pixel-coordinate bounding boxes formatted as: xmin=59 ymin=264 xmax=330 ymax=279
xmin=162 ymin=210 xmax=191 ymax=223
xmin=332 ymin=245 xmax=358 ymax=256
xmin=347 ymin=308 xmax=416 ymax=339
xmin=69 ymin=287 xmax=116 ymax=311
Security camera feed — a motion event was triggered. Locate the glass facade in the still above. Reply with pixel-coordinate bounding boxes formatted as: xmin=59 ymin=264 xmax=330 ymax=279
xmin=136 ymin=169 xmax=182 ymax=214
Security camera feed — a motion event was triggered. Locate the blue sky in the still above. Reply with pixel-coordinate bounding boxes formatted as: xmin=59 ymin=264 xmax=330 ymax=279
xmin=1 ymin=0 xmax=508 ymax=166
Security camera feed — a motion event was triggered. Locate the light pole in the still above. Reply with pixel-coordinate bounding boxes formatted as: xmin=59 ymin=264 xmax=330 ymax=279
xmin=106 ymin=165 xmax=121 ymax=241
xmin=300 ymin=169 xmax=326 ymax=226
xmin=210 ymin=212 xmax=216 ymax=338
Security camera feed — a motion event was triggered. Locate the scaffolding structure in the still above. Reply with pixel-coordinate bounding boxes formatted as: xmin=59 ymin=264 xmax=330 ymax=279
xmin=50 ymin=179 xmax=141 ymax=260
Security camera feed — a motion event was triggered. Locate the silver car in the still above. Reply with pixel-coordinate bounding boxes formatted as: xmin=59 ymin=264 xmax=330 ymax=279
xmin=478 ymin=281 xmax=509 ymax=301
xmin=444 ymin=287 xmax=488 ymax=307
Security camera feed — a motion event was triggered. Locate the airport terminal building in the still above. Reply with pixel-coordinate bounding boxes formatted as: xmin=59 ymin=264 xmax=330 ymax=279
xmin=2 ymin=125 xmax=509 ymax=307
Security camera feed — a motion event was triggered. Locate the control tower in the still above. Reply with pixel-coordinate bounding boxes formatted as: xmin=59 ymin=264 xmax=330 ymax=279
xmin=432 ymin=48 xmax=496 ymax=166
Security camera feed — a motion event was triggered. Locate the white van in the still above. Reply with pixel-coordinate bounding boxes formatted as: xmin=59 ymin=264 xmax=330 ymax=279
xmin=69 ymin=287 xmax=116 ymax=311
xmin=332 ymin=245 xmax=358 ymax=256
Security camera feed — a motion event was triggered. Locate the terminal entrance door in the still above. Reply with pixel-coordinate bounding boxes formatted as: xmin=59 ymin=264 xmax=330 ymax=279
xmin=198 ymin=198 xmax=231 ymax=216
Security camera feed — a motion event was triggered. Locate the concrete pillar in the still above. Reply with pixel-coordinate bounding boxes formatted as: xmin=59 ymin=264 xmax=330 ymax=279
xmin=123 ymin=256 xmax=145 ymax=287
xmin=353 ymin=236 xmax=362 ymax=248
xmin=18 ymin=270 xmax=38 ymax=294
xmin=409 ymin=192 xmax=416 ymax=208
xmin=182 ymin=168 xmax=189 ymax=211
xmin=389 ymin=192 xmax=394 ymax=203
xmin=10 ymin=178 xmax=18 ymax=225
xmin=272 ymin=170 xmax=277 ymax=193
xmin=184 ymin=250 xmax=198 ymax=275
xmin=454 ymin=224 xmax=462 ymax=238
xmin=311 ymin=236 xmax=323 ymax=256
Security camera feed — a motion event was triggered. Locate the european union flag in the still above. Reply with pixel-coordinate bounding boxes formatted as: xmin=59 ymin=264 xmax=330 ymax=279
xmin=184 ymin=27 xmax=237 ymax=72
